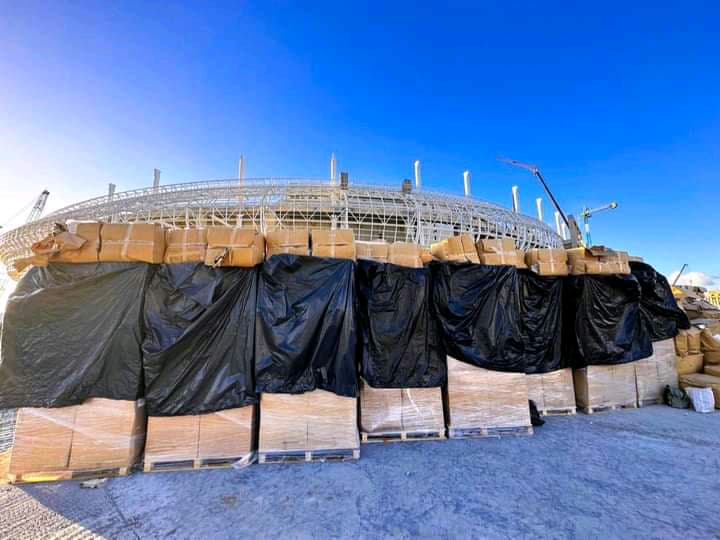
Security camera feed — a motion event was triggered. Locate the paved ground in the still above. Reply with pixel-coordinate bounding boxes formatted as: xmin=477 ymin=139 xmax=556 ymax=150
xmin=2 ymin=405 xmax=719 ymax=539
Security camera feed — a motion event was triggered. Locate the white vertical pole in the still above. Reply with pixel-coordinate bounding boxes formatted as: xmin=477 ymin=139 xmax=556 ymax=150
xmin=463 ymin=170 xmax=471 ymax=197
xmin=330 ymin=153 xmax=337 ymax=185
xmin=153 ymin=169 xmax=161 ymax=189
xmin=238 ymin=155 xmax=245 ymax=181
xmin=535 ymin=198 xmax=543 ymax=222
xmin=554 ymin=211 xmax=562 ymax=236
xmin=414 ymin=160 xmax=421 ymax=191
xmin=511 ymin=185 xmax=519 ymax=213
xmin=561 ymin=222 xmax=569 ymax=241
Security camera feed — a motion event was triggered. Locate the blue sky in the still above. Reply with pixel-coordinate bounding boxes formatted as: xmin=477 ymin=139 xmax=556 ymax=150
xmin=1 ymin=1 xmax=718 ymax=285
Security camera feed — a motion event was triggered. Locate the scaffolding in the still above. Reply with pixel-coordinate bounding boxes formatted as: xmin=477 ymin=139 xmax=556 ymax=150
xmin=0 ymin=178 xmax=562 ymax=272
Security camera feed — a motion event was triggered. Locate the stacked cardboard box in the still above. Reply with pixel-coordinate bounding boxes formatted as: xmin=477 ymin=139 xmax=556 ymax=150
xmin=311 ymin=229 xmax=356 ymax=260
xmin=431 ymin=234 xmax=480 ymax=263
xmin=266 ymin=229 xmax=310 ymax=257
xmin=99 ymin=223 xmax=166 ymax=263
xmin=356 ymin=241 xmax=389 ymax=263
xmin=700 ymin=326 xmax=720 ymax=365
xmin=359 ymin=380 xmax=445 ymax=439
xmin=388 ymin=242 xmax=424 ymax=268
xmin=674 ymin=328 xmax=704 ymax=375
xmin=525 ymin=248 xmax=569 ymax=277
xmin=678 ymin=374 xmax=720 ymax=409
xmin=0 ymin=399 xmax=145 ymax=482
xmin=446 ymin=356 xmax=532 ymax=436
xmin=526 ymin=368 xmax=576 ymax=414
xmin=52 ymin=221 xmax=102 ymax=263
xmin=144 ymin=405 xmax=256 ymax=468
xmin=476 ymin=239 xmax=526 ymax=268
xmin=634 ymin=338 xmax=678 ymax=406
xmin=258 ymin=391 xmax=359 ymax=460
xmin=566 ymin=247 xmax=630 ymax=275
xmin=204 ymin=227 xmax=264 ymax=267
xmin=573 ymin=364 xmax=637 ymax=412
xmin=164 ymin=228 xmax=208 ymax=264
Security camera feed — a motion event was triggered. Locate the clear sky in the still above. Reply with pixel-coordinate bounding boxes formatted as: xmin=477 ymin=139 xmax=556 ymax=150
xmin=1 ymin=1 xmax=718 ymax=286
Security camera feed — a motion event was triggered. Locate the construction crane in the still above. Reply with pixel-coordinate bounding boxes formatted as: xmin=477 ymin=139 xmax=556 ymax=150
xmin=579 ymin=201 xmax=618 ymax=246
xmin=0 ymin=190 xmax=50 ymax=230
xmin=672 ymin=263 xmax=688 ymax=287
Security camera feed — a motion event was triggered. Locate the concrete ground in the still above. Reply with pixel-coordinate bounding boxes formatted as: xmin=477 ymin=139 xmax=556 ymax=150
xmin=1 ymin=406 xmax=719 ymax=539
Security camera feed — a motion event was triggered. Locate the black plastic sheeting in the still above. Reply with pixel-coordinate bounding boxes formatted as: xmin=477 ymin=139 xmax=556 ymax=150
xmin=562 ymin=274 xmax=652 ymax=368
xmin=255 ymin=255 xmax=358 ymax=397
xmin=518 ymin=271 xmax=564 ymax=374
xmin=356 ymin=260 xmax=446 ymax=388
xmin=142 ymin=263 xmax=258 ymax=416
xmin=630 ymin=261 xmax=690 ymax=341
xmin=431 ymin=262 xmax=525 ymax=372
xmin=0 ymin=263 xmax=150 ymax=409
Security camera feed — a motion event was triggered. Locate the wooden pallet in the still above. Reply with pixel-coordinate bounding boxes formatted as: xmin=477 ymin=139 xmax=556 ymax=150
xmin=6 ymin=466 xmax=130 ymax=485
xmin=539 ymin=406 xmax=577 ymax=417
xmin=448 ymin=425 xmax=534 ymax=439
xmin=637 ymin=398 xmax=662 ymax=408
xmin=258 ymin=448 xmax=360 ymax=464
xmin=361 ymin=430 xmax=446 ymax=444
xmin=579 ymin=402 xmax=639 ymax=415
xmin=143 ymin=455 xmax=253 ymax=473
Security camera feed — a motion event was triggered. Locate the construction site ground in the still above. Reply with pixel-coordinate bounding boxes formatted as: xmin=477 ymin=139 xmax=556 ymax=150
xmin=1 ymin=405 xmax=719 ymax=539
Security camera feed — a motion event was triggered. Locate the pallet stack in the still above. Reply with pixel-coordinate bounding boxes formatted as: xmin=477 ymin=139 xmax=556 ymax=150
xmin=634 ymin=338 xmax=678 ymax=407
xmin=1 ymin=399 xmax=145 ymax=484
xmin=446 ymin=357 xmax=532 ymax=438
xmin=258 ymin=391 xmax=359 ymax=463
xmin=526 ymin=368 xmax=576 ymax=416
xmin=573 ymin=364 xmax=638 ymax=414
xmin=678 ymin=325 xmax=720 ymax=409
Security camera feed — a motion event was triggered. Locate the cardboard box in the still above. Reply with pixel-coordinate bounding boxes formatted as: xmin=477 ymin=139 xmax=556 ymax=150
xmin=634 ymin=339 xmax=678 ymax=405
xmin=525 ymin=248 xmax=569 ymax=276
xmin=677 ymin=353 xmax=704 ymax=375
xmin=446 ymin=356 xmax=531 ymax=431
xmin=259 ymin=391 xmax=358 ymax=455
xmin=679 ymin=374 xmax=720 ymax=409
xmin=311 ymin=229 xmax=355 ymax=260
xmin=68 ymin=399 xmax=146 ymax=470
xmin=477 ymin=238 xmax=526 ymax=268
xmin=573 ymin=364 xmax=637 ymax=410
xmin=526 ymin=368 xmax=576 ymax=413
xmin=431 ymin=235 xmax=480 ymax=263
xmin=205 ymin=227 xmax=264 ymax=267
xmin=704 ymin=364 xmax=720 ymax=377
xmin=99 ymin=223 xmax=165 ymax=263
xmin=145 ymin=416 xmax=200 ymax=463
xmin=705 ymin=351 xmax=720 ymax=365
xmin=567 ymin=247 xmax=630 ymax=275
xmin=356 ymin=241 xmax=389 ymax=263
xmin=266 ymin=229 xmax=310 ymax=257
xmin=51 ymin=222 xmax=101 ymax=263
xmin=198 ymin=406 xmax=256 ymax=460
xmin=164 ymin=229 xmax=208 ymax=264
xmin=700 ymin=329 xmax=720 ymax=352
xmin=359 ymin=381 xmax=444 ymax=436
xmin=388 ymin=242 xmax=424 ymax=268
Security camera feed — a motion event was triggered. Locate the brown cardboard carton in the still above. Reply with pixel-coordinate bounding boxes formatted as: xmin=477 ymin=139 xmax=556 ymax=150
xmin=164 ymin=229 xmax=208 ymax=263
xmin=679 ymin=373 xmax=720 ymax=408
xmin=311 ymin=229 xmax=356 ymax=260
xmin=205 ymin=227 xmax=264 ymax=267
xmin=686 ymin=328 xmax=701 ymax=354
xmin=479 ymin=238 xmax=517 ymax=254
xmin=526 ymin=368 xmax=576 ymax=413
xmin=356 ymin=241 xmax=389 ymax=262
xmin=525 ymin=248 xmax=569 ymax=276
xmin=400 ymin=387 xmax=444 ymax=433
xmin=477 ymin=238 xmax=526 ymax=268
xmin=675 ymin=331 xmax=689 ymax=356
xmin=704 ymin=351 xmax=720 ymax=365
xmin=634 ymin=339 xmax=678 ymax=405
xmin=700 ymin=329 xmax=720 ymax=352
xmin=433 ymin=235 xmax=480 ymax=263
xmin=388 ymin=242 xmax=423 ymax=268
xmin=259 ymin=393 xmax=309 ymax=452
xmin=704 ymin=364 xmax=720 ymax=377
xmin=266 ymin=229 xmax=310 ymax=257
xmin=198 ymin=405 xmax=256 ymax=460
xmin=359 ymin=381 xmax=444 ymax=436
xmin=573 ymin=364 xmax=637 ymax=409
xmin=51 ymin=222 xmax=101 ymax=263
xmin=68 ymin=399 xmax=146 ymax=470
xmin=145 ymin=415 xmax=200 ymax=463
xmin=677 ymin=353 xmax=704 ymax=375
xmin=100 ymin=223 xmax=165 ymax=263
xmin=446 ymin=356 xmax=531 ymax=431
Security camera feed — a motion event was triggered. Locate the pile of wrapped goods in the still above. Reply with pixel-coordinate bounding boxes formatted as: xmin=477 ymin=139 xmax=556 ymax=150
xmin=566 ymin=246 xmax=630 ymax=275
xmin=255 ymin=256 xmax=360 ymax=462
xmin=356 ymin=240 xmax=389 ymax=262
xmin=388 ymin=242 xmax=424 ymax=268
xmin=677 ymin=324 xmax=720 ymax=408
xmin=432 ymin=263 xmax=532 ymax=436
xmin=431 ymin=234 xmax=480 ymax=263
xmin=356 ymin=259 xmax=446 ymax=442
xmin=266 ymin=229 xmax=310 ymax=256
xmin=476 ymin=238 xmax=526 ymax=268
xmin=525 ymin=248 xmax=569 ymax=276
xmin=674 ymin=329 xmax=704 ymax=375
xmin=311 ymin=229 xmax=356 ymax=259
xmin=164 ymin=228 xmax=207 ymax=263
xmin=100 ymin=223 xmax=166 ymax=263
xmin=563 ymin=273 xmax=651 ymax=412
xmin=204 ymin=227 xmax=264 ymax=267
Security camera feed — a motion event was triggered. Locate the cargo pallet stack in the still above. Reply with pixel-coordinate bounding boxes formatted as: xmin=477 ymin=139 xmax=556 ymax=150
xmin=677 ymin=325 xmax=720 ymax=407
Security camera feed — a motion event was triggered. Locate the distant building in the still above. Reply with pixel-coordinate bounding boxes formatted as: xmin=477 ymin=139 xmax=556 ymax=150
xmin=708 ymin=290 xmax=720 ymax=308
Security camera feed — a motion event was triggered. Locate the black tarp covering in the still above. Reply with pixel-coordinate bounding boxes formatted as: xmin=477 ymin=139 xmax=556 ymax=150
xmin=562 ymin=274 xmax=652 ymax=367
xmin=0 ymin=263 xmax=150 ymax=408
xmin=255 ymin=255 xmax=358 ymax=397
xmin=142 ymin=263 xmax=258 ymax=416
xmin=630 ymin=261 xmax=690 ymax=341
xmin=430 ymin=262 xmax=525 ymax=372
xmin=518 ymin=270 xmax=564 ymax=374
xmin=356 ymin=260 xmax=446 ymax=388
